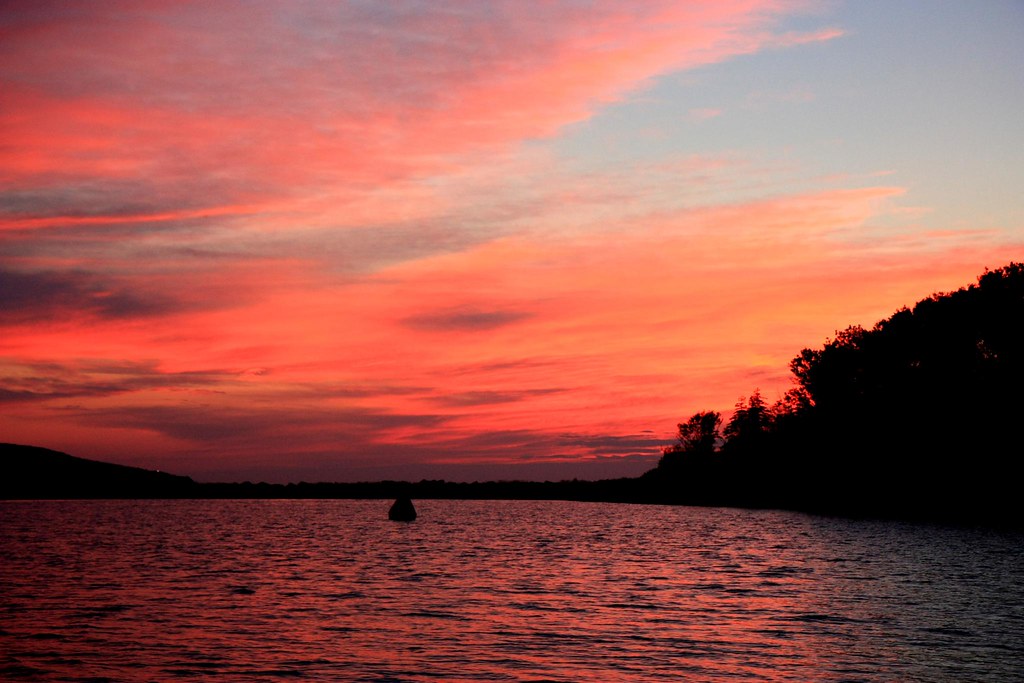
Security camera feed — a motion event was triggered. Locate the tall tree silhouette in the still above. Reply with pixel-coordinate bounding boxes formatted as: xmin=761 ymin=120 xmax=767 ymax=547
xmin=647 ymin=262 xmax=1024 ymax=522
xmin=675 ymin=411 xmax=722 ymax=455
xmin=656 ymin=411 xmax=721 ymax=470
xmin=722 ymin=389 xmax=771 ymax=455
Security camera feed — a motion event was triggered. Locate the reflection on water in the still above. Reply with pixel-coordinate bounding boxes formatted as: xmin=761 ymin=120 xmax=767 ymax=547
xmin=1 ymin=500 xmax=1022 ymax=681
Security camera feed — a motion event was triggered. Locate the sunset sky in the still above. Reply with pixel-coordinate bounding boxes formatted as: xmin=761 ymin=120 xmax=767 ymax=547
xmin=2 ymin=1 xmax=1022 ymax=482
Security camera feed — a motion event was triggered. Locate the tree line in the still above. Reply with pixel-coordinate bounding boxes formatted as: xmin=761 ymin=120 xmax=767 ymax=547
xmin=644 ymin=262 xmax=1024 ymax=522
xmin=6 ymin=264 xmax=1020 ymax=524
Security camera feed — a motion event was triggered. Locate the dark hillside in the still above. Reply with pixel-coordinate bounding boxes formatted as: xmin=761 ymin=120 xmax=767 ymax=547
xmin=0 ymin=443 xmax=196 ymax=499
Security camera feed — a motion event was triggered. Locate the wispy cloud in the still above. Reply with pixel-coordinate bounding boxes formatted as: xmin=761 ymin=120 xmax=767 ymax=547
xmin=428 ymin=389 xmax=566 ymax=408
xmin=0 ymin=1 xmax=837 ymax=237
xmin=403 ymin=308 xmax=533 ymax=332
xmin=689 ymin=107 xmax=724 ymax=121
xmin=2 ymin=1 xmax=1016 ymax=482
xmin=0 ymin=358 xmax=230 ymax=403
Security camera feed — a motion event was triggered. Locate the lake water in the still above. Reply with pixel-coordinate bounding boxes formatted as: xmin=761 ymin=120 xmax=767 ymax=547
xmin=1 ymin=500 xmax=1022 ymax=682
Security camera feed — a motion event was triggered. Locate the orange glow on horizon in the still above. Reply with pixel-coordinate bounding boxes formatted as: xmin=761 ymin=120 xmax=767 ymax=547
xmin=2 ymin=1 xmax=1021 ymax=482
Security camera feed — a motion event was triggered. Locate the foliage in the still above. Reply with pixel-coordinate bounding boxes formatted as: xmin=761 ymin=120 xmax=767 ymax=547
xmin=656 ymin=410 xmax=721 ymax=471
xmin=650 ymin=263 xmax=1024 ymax=521
xmin=722 ymin=389 xmax=771 ymax=453
xmin=785 ymin=262 xmax=1024 ymax=458
xmin=675 ymin=410 xmax=723 ymax=454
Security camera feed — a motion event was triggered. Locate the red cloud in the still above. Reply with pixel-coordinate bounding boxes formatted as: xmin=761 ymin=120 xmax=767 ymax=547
xmin=2 ymin=1 xmax=837 ymax=231
xmin=10 ymin=2 xmax=1013 ymax=484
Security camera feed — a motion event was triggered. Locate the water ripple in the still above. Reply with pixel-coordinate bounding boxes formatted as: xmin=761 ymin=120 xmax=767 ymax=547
xmin=2 ymin=500 xmax=1023 ymax=682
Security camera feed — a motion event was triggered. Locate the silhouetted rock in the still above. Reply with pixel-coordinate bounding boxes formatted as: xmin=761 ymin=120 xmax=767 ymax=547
xmin=388 ymin=496 xmax=417 ymax=521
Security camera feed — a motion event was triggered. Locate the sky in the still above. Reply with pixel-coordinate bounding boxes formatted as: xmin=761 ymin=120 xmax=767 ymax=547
xmin=2 ymin=0 xmax=1022 ymax=483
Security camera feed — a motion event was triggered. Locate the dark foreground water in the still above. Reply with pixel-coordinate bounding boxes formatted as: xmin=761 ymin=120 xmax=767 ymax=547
xmin=1 ymin=500 xmax=1022 ymax=682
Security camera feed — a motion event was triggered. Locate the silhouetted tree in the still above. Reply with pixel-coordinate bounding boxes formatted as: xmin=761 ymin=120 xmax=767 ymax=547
xmin=645 ymin=262 xmax=1024 ymax=523
xmin=790 ymin=326 xmax=868 ymax=412
xmin=723 ymin=389 xmax=771 ymax=451
xmin=657 ymin=410 xmax=721 ymax=471
xmin=771 ymin=387 xmax=812 ymax=418
xmin=675 ymin=410 xmax=722 ymax=455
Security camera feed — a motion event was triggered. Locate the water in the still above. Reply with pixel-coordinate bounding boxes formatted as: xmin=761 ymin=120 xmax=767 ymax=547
xmin=1 ymin=500 xmax=1022 ymax=682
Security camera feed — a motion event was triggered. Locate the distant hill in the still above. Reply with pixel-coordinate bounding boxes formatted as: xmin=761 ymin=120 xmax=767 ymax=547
xmin=0 ymin=442 xmax=644 ymax=502
xmin=0 ymin=443 xmax=196 ymax=499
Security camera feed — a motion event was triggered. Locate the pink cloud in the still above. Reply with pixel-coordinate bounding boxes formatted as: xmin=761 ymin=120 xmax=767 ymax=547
xmin=284 ymin=185 xmax=1014 ymax=457
xmin=1 ymin=1 xmax=840 ymax=232
xmin=2 ymin=187 xmax=1018 ymax=480
xmin=689 ymin=108 xmax=724 ymax=121
xmin=7 ymin=1 xmax=1015 ymax=483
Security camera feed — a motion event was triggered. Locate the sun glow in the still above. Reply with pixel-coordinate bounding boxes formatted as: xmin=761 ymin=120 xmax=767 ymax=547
xmin=2 ymin=1 xmax=1021 ymax=481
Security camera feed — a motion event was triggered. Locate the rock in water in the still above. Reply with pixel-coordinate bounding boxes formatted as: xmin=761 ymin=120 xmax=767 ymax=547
xmin=388 ymin=496 xmax=417 ymax=521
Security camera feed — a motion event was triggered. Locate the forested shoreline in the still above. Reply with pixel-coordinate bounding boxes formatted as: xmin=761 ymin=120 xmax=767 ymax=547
xmin=644 ymin=262 xmax=1023 ymax=522
xmin=4 ymin=264 xmax=1022 ymax=525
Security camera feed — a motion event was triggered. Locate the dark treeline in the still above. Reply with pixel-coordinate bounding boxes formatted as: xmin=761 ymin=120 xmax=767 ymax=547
xmin=644 ymin=262 xmax=1024 ymax=523
xmin=0 ymin=443 xmax=648 ymax=503
xmin=198 ymin=477 xmax=650 ymax=502
xmin=3 ymin=264 xmax=1022 ymax=524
